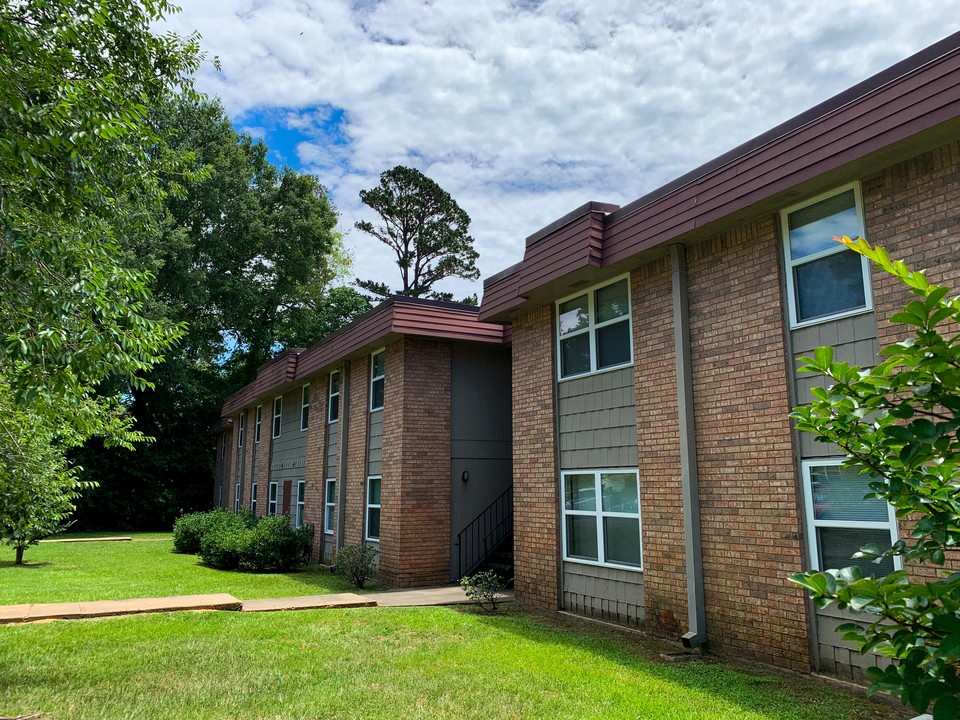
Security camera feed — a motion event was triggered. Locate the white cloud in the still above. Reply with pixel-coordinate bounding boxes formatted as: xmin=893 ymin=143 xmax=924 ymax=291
xmin=160 ymin=0 xmax=958 ymax=300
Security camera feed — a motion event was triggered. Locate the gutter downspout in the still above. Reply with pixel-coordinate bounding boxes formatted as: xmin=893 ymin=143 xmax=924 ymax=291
xmin=671 ymin=244 xmax=707 ymax=649
xmin=336 ymin=360 xmax=350 ymax=553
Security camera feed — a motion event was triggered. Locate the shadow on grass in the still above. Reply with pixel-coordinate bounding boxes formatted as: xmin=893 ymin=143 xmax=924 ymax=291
xmin=0 ymin=561 xmax=52 ymax=570
xmin=449 ymin=605 xmax=899 ymax=720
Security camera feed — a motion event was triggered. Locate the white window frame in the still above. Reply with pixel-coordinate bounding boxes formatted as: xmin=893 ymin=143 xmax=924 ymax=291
xmin=328 ymin=370 xmax=340 ymax=424
xmin=370 ymin=350 xmax=385 ymax=412
xmin=365 ymin=475 xmax=382 ymax=542
xmin=268 ymin=481 xmax=278 ymax=516
xmin=324 ymin=478 xmax=336 ymax=535
xmin=254 ymin=405 xmax=262 ymax=444
xmin=221 ymin=434 xmax=226 ymax=459
xmin=250 ymin=480 xmax=258 ymax=514
xmin=781 ymin=182 xmax=873 ymax=329
xmin=300 ymin=384 xmax=310 ymax=432
xmin=234 ymin=480 xmax=241 ymax=513
xmin=237 ymin=411 xmax=245 ymax=449
xmin=801 ymin=458 xmax=901 ymax=574
xmin=272 ymin=396 xmax=282 ymax=439
xmin=560 ymin=469 xmax=643 ymax=571
xmin=555 ymin=274 xmax=633 ymax=381
xmin=295 ymin=480 xmax=305 ymax=529
xmin=217 ymin=482 xmax=223 ymax=508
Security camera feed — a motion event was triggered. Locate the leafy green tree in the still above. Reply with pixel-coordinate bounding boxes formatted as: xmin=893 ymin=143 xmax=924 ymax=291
xmin=791 ymin=238 xmax=960 ymax=719
xmin=354 ymin=165 xmax=480 ymax=303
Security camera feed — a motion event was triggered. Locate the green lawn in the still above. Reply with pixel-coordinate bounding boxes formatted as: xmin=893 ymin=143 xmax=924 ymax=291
xmin=0 ymin=532 xmax=359 ymax=604
xmin=0 ymin=605 xmax=907 ymax=720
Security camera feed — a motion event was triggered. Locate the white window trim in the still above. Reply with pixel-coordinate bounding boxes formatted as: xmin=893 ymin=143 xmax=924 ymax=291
xmin=221 ymin=434 xmax=226 ymax=459
xmin=560 ymin=468 xmax=643 ymax=571
xmin=324 ymin=478 xmax=336 ymax=535
xmin=272 ymin=396 xmax=282 ymax=439
xmin=300 ymin=384 xmax=310 ymax=432
xmin=370 ymin=349 xmax=385 ymax=412
xmin=365 ymin=475 xmax=382 ymax=542
xmin=801 ymin=458 xmax=901 ymax=573
xmin=234 ymin=481 xmax=241 ymax=513
xmin=268 ymin=481 xmax=278 ymax=516
xmin=237 ymin=411 xmax=245 ymax=449
xmin=295 ymin=480 xmax=305 ymax=529
xmin=781 ymin=182 xmax=873 ymax=329
xmin=328 ymin=370 xmax=340 ymax=424
xmin=555 ymin=273 xmax=634 ymax=382
xmin=250 ymin=480 xmax=258 ymax=514
xmin=254 ymin=405 xmax=262 ymax=444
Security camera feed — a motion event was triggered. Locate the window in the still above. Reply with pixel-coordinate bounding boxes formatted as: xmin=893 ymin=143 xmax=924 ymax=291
xmin=234 ymin=481 xmax=241 ymax=513
xmin=556 ymin=276 xmax=632 ymax=380
xmin=300 ymin=385 xmax=310 ymax=431
xmin=324 ymin=478 xmax=336 ymax=535
xmin=370 ymin=350 xmax=385 ymax=411
xmin=250 ymin=481 xmax=258 ymax=514
xmin=254 ymin=405 xmax=262 ymax=444
xmin=328 ymin=370 xmax=340 ymax=423
xmin=782 ymin=183 xmax=871 ymax=327
xmin=366 ymin=476 xmax=381 ymax=541
xmin=221 ymin=435 xmax=226 ymax=459
xmin=295 ymin=480 xmax=305 ymax=529
xmin=268 ymin=482 xmax=278 ymax=516
xmin=237 ymin=411 xmax=245 ymax=449
xmin=802 ymin=460 xmax=899 ymax=577
xmin=561 ymin=470 xmax=642 ymax=569
xmin=272 ymin=397 xmax=282 ymax=438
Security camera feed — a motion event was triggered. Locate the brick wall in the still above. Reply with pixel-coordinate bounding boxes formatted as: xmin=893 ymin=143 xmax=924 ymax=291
xmin=379 ymin=338 xmax=452 ymax=586
xmin=511 ymin=305 xmax=561 ymax=608
xmin=631 ymin=257 xmax=688 ymax=636
xmin=255 ymin=422 xmax=270 ymax=518
xmin=224 ymin=419 xmax=238 ymax=510
xmin=303 ymin=375 xmax=328 ymax=561
xmin=862 ymin=139 xmax=960 ymax=582
xmin=686 ymin=217 xmax=811 ymax=671
xmin=343 ymin=357 xmax=370 ymax=546
xmin=242 ymin=410 xmax=255 ymax=510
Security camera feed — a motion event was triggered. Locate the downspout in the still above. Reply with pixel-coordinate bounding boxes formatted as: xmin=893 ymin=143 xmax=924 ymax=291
xmin=671 ymin=244 xmax=707 ymax=649
xmin=336 ymin=360 xmax=350 ymax=553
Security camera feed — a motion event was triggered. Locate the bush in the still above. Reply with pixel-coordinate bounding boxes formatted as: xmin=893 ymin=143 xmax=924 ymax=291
xmin=332 ymin=544 xmax=377 ymax=588
xmin=239 ymin=517 xmax=313 ymax=572
xmin=460 ymin=570 xmax=507 ymax=610
xmin=199 ymin=522 xmax=249 ymax=570
xmin=172 ymin=508 xmax=254 ymax=554
xmin=188 ymin=510 xmax=313 ymax=572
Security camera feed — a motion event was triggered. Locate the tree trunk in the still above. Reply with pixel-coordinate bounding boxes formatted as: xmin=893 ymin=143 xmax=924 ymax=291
xmin=15 ymin=545 xmax=24 ymax=565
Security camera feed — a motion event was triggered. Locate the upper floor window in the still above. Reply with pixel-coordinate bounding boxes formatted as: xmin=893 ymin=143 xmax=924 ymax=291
xmin=237 ymin=411 xmax=245 ymax=449
xmin=781 ymin=183 xmax=872 ymax=327
xmin=300 ymin=384 xmax=310 ymax=431
xmin=370 ymin=350 xmax=385 ymax=411
xmin=556 ymin=276 xmax=632 ymax=380
xmin=254 ymin=405 xmax=262 ymax=444
xmin=802 ymin=459 xmax=899 ymax=578
xmin=328 ymin=370 xmax=340 ymax=423
xmin=272 ymin=397 xmax=282 ymax=439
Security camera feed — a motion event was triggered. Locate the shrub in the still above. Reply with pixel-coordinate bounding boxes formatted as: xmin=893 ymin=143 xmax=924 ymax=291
xmin=172 ymin=508 xmax=254 ymax=554
xmin=239 ymin=517 xmax=313 ymax=572
xmin=460 ymin=570 xmax=507 ymax=610
xmin=199 ymin=522 xmax=249 ymax=570
xmin=332 ymin=544 xmax=377 ymax=588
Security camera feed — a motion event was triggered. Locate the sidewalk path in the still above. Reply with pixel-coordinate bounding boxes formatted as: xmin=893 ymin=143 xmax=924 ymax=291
xmin=0 ymin=586 xmax=514 ymax=624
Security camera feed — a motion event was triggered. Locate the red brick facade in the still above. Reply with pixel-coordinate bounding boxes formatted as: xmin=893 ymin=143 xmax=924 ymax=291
xmin=255 ymin=419 xmax=270 ymax=518
xmin=343 ymin=356 xmax=371 ymax=546
xmin=303 ymin=375 xmax=328 ymax=560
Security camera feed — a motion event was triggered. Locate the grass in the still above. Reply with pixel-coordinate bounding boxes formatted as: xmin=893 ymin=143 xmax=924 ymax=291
xmin=0 ymin=605 xmax=907 ymax=720
xmin=0 ymin=532 xmax=360 ymax=604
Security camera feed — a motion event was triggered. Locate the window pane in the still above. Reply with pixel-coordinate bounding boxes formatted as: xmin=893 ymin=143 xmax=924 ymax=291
xmin=372 ymin=352 xmax=385 ymax=378
xmin=566 ymin=515 xmax=598 ymax=560
xmin=252 ymin=484 xmax=257 ymax=500
xmin=371 ymin=378 xmax=385 ymax=410
xmin=301 ymin=406 xmax=309 ymax=429
xmin=367 ymin=507 xmax=381 ymax=539
xmin=326 ymin=481 xmax=336 ymax=504
xmin=604 ymin=517 xmax=642 ymax=567
xmin=817 ymin=527 xmax=895 ymax=577
xmin=564 ymin=474 xmax=596 ymax=511
xmin=560 ymin=334 xmax=591 ymax=377
xmin=559 ymin=294 xmax=589 ymax=336
xmin=270 ymin=485 xmax=277 ymax=501
xmin=788 ymin=189 xmax=858 ymax=259
xmin=810 ymin=465 xmax=887 ymax=522
xmin=368 ymin=478 xmax=381 ymax=505
xmin=595 ymin=279 xmax=629 ymax=323
xmin=330 ymin=372 xmax=340 ymax=395
xmin=793 ymin=249 xmax=866 ymax=321
xmin=297 ymin=483 xmax=305 ymax=503
xmin=601 ymin=473 xmax=639 ymax=513
xmin=329 ymin=395 xmax=339 ymax=421
xmin=596 ymin=320 xmax=631 ymax=369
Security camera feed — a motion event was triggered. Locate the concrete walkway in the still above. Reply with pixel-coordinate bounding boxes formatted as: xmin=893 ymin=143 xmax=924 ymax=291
xmin=0 ymin=586 xmax=513 ymax=624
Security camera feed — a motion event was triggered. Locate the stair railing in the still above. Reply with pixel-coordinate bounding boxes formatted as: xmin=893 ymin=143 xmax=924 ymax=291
xmin=455 ymin=485 xmax=513 ymax=579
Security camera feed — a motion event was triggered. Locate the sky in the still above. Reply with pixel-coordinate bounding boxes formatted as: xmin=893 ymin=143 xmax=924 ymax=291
xmin=161 ymin=1 xmax=958 ymax=302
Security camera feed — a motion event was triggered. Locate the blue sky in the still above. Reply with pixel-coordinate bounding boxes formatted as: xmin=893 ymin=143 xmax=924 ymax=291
xmin=161 ymin=1 xmax=959 ymax=301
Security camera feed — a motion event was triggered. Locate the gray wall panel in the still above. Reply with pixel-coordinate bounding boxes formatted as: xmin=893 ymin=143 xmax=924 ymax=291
xmin=562 ymin=562 xmax=644 ymax=626
xmin=367 ymin=409 xmax=383 ymax=476
xmin=325 ymin=423 xmax=339 ymax=479
xmin=270 ymin=388 xmax=307 ymax=482
xmin=558 ymin=367 xmax=637 ymax=470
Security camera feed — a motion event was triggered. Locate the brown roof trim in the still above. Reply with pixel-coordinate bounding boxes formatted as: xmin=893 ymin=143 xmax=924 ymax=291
xmin=479 ymin=30 xmax=960 ymax=321
xmin=221 ymin=296 xmax=509 ymax=416
xmin=208 ymin=416 xmax=234 ymax=436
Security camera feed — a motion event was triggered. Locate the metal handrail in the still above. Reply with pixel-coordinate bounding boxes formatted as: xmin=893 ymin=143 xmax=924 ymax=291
xmin=455 ymin=485 xmax=513 ymax=578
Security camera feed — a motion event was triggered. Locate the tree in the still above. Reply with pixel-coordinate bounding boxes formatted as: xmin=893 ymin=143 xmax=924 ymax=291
xmin=790 ymin=238 xmax=960 ymax=719
xmin=354 ymin=165 xmax=480 ymax=302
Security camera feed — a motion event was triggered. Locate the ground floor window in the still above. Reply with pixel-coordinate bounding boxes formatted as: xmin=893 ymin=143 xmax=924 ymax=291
xmin=324 ymin=478 xmax=336 ymax=535
xmin=366 ymin=476 xmax=381 ymax=541
xmin=296 ymin=480 xmax=305 ymax=528
xmin=561 ymin=469 xmax=642 ymax=569
xmin=802 ymin=459 xmax=899 ymax=577
xmin=251 ymin=481 xmax=258 ymax=514
xmin=268 ymin=482 xmax=278 ymax=516
xmin=234 ymin=482 xmax=241 ymax=513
